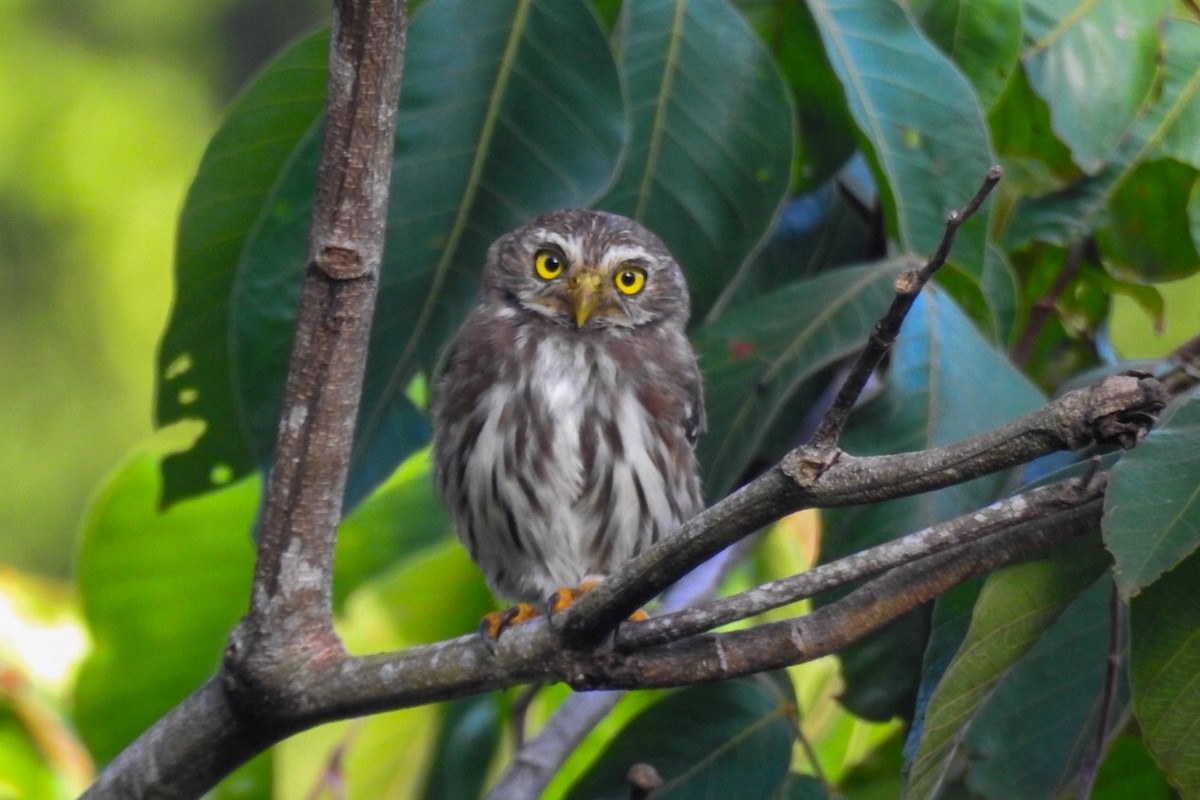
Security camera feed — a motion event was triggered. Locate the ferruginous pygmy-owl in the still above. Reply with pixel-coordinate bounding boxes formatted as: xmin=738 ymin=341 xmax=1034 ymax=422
xmin=432 ymin=209 xmax=705 ymax=614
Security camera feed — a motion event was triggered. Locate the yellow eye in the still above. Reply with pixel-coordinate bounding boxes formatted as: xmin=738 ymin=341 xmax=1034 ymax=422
xmin=614 ymin=266 xmax=646 ymax=295
xmin=534 ymin=250 xmax=565 ymax=280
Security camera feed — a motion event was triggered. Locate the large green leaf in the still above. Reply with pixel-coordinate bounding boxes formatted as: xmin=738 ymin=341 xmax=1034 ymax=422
xmin=819 ymin=289 xmax=1045 ymax=720
xmin=736 ymin=0 xmax=858 ymax=191
xmin=805 ymin=0 xmax=1004 ymax=336
xmin=599 ymin=0 xmax=795 ymax=321
xmin=1104 ymin=396 xmax=1200 ymax=600
xmin=910 ymin=0 xmax=1023 ymax=110
xmin=230 ymin=0 xmax=626 ymax=510
xmin=905 ymin=540 xmax=1112 ymax=798
xmin=693 ymin=260 xmax=901 ymax=499
xmin=564 ymin=673 xmax=797 ymax=800
xmin=74 ymin=450 xmax=259 ymax=763
xmin=1006 ymin=18 xmax=1200 ymax=250
xmin=957 ymin=577 xmax=1124 ymax=799
xmin=418 ymin=696 xmax=501 ymax=800
xmin=1130 ymin=550 xmax=1200 ymax=799
xmin=1097 ymin=158 xmax=1200 ymax=282
xmin=1021 ymin=0 xmax=1170 ymax=174
xmin=156 ymin=29 xmax=331 ymax=506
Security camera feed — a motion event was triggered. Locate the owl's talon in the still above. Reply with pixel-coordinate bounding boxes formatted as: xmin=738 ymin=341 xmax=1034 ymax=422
xmin=480 ymin=602 xmax=540 ymax=641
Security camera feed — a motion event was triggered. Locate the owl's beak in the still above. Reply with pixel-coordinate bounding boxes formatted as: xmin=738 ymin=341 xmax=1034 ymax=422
xmin=568 ymin=269 xmax=605 ymax=327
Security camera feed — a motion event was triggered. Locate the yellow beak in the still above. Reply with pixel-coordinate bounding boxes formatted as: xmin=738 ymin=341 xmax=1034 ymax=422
xmin=568 ymin=269 xmax=604 ymax=328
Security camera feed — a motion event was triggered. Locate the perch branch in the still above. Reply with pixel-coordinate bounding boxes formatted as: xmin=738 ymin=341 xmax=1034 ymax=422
xmin=616 ymin=471 xmax=1107 ymax=651
xmin=556 ymin=370 xmax=1165 ymax=648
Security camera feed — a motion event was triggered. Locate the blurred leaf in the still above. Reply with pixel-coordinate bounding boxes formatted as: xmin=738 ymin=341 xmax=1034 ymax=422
xmin=737 ymin=0 xmax=858 ymax=191
xmin=74 ymin=450 xmax=258 ymax=763
xmin=343 ymin=538 xmax=494 ymax=648
xmin=565 ymin=673 xmax=797 ymax=800
xmin=820 ymin=289 xmax=1045 ymax=720
xmin=274 ymin=708 xmax=440 ymax=800
xmin=1021 ymin=0 xmax=1169 ymax=174
xmin=1007 ymin=18 xmax=1200 ymax=249
xmin=1104 ymin=396 xmax=1200 ymax=600
xmin=805 ymin=0 xmax=1003 ymax=335
xmin=1130 ymin=549 xmax=1200 ymax=799
xmin=332 ymin=448 xmax=450 ymax=609
xmin=209 ymin=752 xmax=272 ymax=800
xmin=418 ymin=696 xmax=501 ymax=800
xmin=989 ymin=66 xmax=1079 ymax=197
xmin=774 ymin=772 xmax=830 ymax=799
xmin=1091 ymin=736 xmax=1174 ymax=800
xmin=1098 ymin=158 xmax=1200 ymax=282
xmin=693 ymin=260 xmax=901 ymax=499
xmin=599 ymin=0 xmax=794 ymax=321
xmin=157 ymin=28 xmax=331 ymax=506
xmin=1152 ymin=20 xmax=1200 ymax=169
xmin=905 ymin=538 xmax=1111 ymax=798
xmin=910 ymin=0 xmax=1022 ymax=109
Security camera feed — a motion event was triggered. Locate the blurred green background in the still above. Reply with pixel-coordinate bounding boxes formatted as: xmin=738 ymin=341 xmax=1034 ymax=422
xmin=0 ymin=0 xmax=326 ymax=577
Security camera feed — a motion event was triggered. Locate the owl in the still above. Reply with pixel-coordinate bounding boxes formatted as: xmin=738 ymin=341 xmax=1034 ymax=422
xmin=432 ymin=209 xmax=705 ymax=625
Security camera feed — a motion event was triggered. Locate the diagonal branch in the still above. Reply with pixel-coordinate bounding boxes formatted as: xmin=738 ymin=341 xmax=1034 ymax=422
xmin=809 ymin=165 xmax=1003 ymax=450
xmin=556 ymin=370 xmax=1166 ymax=648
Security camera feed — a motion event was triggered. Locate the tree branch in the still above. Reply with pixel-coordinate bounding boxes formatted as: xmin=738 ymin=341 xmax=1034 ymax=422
xmin=556 ymin=371 xmax=1165 ymax=648
xmin=83 ymin=1 xmax=407 ymax=797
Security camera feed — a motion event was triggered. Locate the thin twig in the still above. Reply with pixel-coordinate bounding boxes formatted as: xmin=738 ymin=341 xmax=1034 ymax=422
xmin=808 ymin=165 xmax=1004 ymax=451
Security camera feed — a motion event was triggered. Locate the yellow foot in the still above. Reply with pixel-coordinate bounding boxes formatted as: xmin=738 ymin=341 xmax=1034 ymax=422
xmin=480 ymin=602 xmax=540 ymax=639
xmin=549 ymin=578 xmax=649 ymax=622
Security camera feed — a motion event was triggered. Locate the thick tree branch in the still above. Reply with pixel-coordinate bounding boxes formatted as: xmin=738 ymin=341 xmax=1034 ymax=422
xmin=83 ymin=1 xmax=407 ymax=797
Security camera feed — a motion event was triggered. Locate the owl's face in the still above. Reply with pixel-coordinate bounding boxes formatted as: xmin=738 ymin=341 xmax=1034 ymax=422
xmin=481 ymin=209 xmax=691 ymax=331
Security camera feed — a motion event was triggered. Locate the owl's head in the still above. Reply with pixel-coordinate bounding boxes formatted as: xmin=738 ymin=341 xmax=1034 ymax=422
xmin=482 ymin=209 xmax=691 ymax=331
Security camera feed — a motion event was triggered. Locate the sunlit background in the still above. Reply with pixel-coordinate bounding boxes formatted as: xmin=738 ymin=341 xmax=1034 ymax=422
xmin=0 ymin=0 xmax=323 ymax=790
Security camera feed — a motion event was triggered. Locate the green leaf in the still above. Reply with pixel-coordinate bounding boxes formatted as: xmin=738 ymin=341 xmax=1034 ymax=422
xmin=1130 ymin=549 xmax=1200 ymax=799
xmin=599 ymin=0 xmax=795 ymax=320
xmin=805 ymin=0 xmax=1001 ymax=332
xmin=1021 ymin=0 xmax=1171 ymax=174
xmin=910 ymin=0 xmax=1023 ymax=110
xmin=73 ymin=449 xmax=258 ymax=762
xmin=692 ymin=261 xmax=901 ymax=499
xmin=1006 ymin=18 xmax=1200 ymax=249
xmin=958 ymin=577 xmax=1123 ymax=799
xmin=737 ymin=0 xmax=858 ymax=191
xmin=1152 ymin=20 xmax=1200 ymax=169
xmin=1091 ymin=736 xmax=1175 ymax=800
xmin=905 ymin=539 xmax=1112 ymax=798
xmin=332 ymin=448 xmax=450 ymax=608
xmin=418 ymin=696 xmax=502 ymax=800
xmin=156 ymin=29 xmax=330 ymax=505
xmin=1098 ymin=158 xmax=1200 ymax=282
xmin=820 ymin=289 xmax=1045 ymax=720
xmin=230 ymin=0 xmax=626 ymax=509
xmin=1104 ymin=396 xmax=1200 ymax=600
xmin=565 ymin=674 xmax=797 ymax=800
